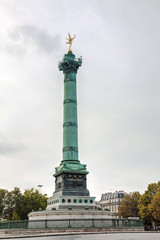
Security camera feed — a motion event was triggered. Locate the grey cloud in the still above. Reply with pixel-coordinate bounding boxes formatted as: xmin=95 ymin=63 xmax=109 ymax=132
xmin=0 ymin=141 xmax=24 ymax=155
xmin=9 ymin=25 xmax=60 ymax=54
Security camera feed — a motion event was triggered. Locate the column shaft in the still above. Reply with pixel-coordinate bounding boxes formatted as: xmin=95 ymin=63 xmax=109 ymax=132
xmin=63 ymin=72 xmax=78 ymax=160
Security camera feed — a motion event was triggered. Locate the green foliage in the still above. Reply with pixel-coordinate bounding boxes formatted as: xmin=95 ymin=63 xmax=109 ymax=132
xmin=11 ymin=212 xmax=20 ymax=220
xmin=3 ymin=187 xmax=23 ymax=220
xmin=0 ymin=187 xmax=48 ymax=220
xmin=0 ymin=189 xmax=8 ymax=218
xmin=138 ymin=182 xmax=160 ymax=224
xmin=118 ymin=192 xmax=141 ymax=218
xmin=20 ymin=188 xmax=48 ymax=220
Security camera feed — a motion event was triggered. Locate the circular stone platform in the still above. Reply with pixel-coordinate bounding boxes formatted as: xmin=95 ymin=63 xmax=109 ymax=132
xmin=28 ymin=209 xmax=113 ymax=228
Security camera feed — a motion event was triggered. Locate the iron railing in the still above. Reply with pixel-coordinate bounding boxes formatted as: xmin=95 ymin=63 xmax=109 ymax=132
xmin=0 ymin=218 xmax=143 ymax=230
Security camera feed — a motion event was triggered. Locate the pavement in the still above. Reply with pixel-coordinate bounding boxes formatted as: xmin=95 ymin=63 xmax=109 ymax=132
xmin=0 ymin=228 xmax=146 ymax=239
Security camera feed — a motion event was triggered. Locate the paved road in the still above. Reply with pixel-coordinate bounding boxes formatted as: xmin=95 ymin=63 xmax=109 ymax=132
xmin=8 ymin=233 xmax=160 ymax=240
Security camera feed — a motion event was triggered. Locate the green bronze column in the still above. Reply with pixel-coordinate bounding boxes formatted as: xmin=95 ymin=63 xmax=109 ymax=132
xmin=54 ymin=34 xmax=88 ymax=178
xmin=59 ymin=52 xmax=81 ymax=162
xmin=54 ymin=51 xmax=88 ymax=177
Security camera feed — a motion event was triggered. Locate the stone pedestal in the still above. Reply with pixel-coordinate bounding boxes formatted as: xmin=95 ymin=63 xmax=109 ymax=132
xmin=28 ymin=210 xmax=143 ymax=230
xmin=54 ymin=173 xmax=89 ymax=197
xmin=28 ymin=209 xmax=113 ymax=229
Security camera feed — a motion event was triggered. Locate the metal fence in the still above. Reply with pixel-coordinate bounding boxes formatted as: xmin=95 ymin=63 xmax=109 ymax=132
xmin=0 ymin=218 xmax=143 ymax=230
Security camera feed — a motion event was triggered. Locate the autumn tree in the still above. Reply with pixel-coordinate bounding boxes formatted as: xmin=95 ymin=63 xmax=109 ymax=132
xmin=148 ymin=188 xmax=160 ymax=224
xmin=118 ymin=192 xmax=141 ymax=218
xmin=138 ymin=182 xmax=160 ymax=225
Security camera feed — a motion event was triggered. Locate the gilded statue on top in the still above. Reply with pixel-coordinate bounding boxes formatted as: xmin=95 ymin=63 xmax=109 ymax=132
xmin=65 ymin=33 xmax=76 ymax=53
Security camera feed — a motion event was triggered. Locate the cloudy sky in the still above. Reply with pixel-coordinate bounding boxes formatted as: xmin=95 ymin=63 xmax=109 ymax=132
xmin=0 ymin=0 xmax=160 ymax=200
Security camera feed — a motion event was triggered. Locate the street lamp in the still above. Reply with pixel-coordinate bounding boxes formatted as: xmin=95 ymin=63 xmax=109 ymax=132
xmin=37 ymin=185 xmax=43 ymax=210
xmin=37 ymin=185 xmax=43 ymax=193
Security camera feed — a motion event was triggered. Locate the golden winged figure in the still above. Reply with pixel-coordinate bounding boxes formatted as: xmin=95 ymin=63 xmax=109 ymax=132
xmin=65 ymin=33 xmax=76 ymax=52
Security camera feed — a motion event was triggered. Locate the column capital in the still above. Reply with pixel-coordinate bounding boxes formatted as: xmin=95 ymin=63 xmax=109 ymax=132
xmin=58 ymin=52 xmax=82 ymax=73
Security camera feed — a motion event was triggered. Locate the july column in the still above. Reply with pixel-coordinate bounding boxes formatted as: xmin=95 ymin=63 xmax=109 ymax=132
xmin=58 ymin=52 xmax=82 ymax=162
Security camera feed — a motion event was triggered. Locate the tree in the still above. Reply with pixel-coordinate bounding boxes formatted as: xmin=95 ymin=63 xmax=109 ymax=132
xmin=138 ymin=182 xmax=160 ymax=225
xmin=1 ymin=187 xmax=48 ymax=220
xmin=148 ymin=188 xmax=160 ymax=224
xmin=0 ymin=189 xmax=8 ymax=218
xmin=20 ymin=188 xmax=48 ymax=220
xmin=3 ymin=191 xmax=14 ymax=220
xmin=3 ymin=187 xmax=23 ymax=220
xmin=118 ymin=192 xmax=141 ymax=218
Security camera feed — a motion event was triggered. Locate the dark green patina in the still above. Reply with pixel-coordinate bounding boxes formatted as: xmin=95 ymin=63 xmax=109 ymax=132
xmin=54 ymin=52 xmax=88 ymax=177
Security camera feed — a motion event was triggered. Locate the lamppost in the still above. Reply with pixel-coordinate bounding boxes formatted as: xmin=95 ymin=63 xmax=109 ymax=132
xmin=37 ymin=185 xmax=43 ymax=193
xmin=37 ymin=185 xmax=43 ymax=210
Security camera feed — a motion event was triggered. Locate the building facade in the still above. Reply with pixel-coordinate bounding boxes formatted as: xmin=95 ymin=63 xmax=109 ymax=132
xmin=99 ymin=191 xmax=127 ymax=217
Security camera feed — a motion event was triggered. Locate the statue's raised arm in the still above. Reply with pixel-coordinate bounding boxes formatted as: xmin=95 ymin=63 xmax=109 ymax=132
xmin=65 ymin=33 xmax=76 ymax=53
